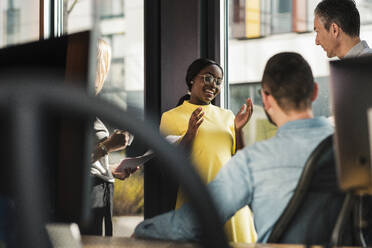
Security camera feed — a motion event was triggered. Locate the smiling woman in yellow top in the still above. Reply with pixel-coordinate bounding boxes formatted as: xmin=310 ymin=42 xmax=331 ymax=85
xmin=160 ymin=58 xmax=257 ymax=243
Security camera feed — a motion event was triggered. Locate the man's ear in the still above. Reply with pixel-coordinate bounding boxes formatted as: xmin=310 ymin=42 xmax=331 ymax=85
xmin=312 ymin=82 xmax=319 ymax=102
xmin=330 ymin=23 xmax=340 ymax=38
xmin=262 ymin=90 xmax=271 ymax=110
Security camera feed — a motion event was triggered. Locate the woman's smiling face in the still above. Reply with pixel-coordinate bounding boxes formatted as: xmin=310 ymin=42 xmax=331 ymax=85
xmin=189 ymin=64 xmax=223 ymax=105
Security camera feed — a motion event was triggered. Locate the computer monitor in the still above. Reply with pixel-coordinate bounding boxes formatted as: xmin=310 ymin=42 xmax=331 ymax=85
xmin=0 ymin=31 xmax=93 ymax=228
xmin=330 ymin=55 xmax=372 ymax=194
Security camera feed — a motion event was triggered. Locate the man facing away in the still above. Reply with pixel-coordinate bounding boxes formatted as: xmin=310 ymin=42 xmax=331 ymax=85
xmin=314 ymin=0 xmax=372 ymax=59
xmin=133 ymin=52 xmax=334 ymax=243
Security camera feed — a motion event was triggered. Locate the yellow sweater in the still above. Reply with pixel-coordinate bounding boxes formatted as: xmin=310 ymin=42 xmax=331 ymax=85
xmin=160 ymin=101 xmax=257 ymax=243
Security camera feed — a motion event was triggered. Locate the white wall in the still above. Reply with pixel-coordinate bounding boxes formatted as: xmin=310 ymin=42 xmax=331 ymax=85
xmin=67 ymin=0 xmax=92 ymax=33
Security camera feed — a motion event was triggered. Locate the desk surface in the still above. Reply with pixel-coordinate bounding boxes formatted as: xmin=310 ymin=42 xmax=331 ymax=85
xmin=82 ymin=236 xmax=201 ymax=248
xmin=82 ymin=236 xmax=311 ymax=248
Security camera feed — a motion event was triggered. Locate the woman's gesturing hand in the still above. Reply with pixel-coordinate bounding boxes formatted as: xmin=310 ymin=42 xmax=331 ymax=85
xmin=234 ymin=98 xmax=253 ymax=131
xmin=181 ymin=107 xmax=204 ymax=146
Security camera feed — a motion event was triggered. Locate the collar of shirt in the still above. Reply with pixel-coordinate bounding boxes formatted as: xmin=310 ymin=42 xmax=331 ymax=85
xmin=344 ymin=40 xmax=370 ymax=58
xmin=182 ymin=100 xmax=212 ymax=112
xmin=276 ymin=117 xmax=330 ymax=136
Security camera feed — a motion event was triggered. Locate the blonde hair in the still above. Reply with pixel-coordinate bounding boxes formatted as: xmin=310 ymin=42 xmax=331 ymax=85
xmin=95 ymin=38 xmax=112 ymax=94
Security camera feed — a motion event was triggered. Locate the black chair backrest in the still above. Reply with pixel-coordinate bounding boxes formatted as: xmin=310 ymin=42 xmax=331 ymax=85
xmin=267 ymin=135 xmax=358 ymax=245
xmin=0 ymin=82 xmax=229 ymax=248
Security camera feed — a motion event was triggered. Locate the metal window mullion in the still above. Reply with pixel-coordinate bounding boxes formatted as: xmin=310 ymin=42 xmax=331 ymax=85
xmin=54 ymin=0 xmax=63 ymax=37
xmin=39 ymin=0 xmax=64 ymax=40
xmin=223 ymin=0 xmax=229 ymax=109
xmin=41 ymin=0 xmax=51 ymax=39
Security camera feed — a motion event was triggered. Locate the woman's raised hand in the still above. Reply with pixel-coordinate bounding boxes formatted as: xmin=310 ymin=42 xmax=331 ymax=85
xmin=181 ymin=107 xmax=204 ymax=146
xmin=234 ymin=98 xmax=253 ymax=131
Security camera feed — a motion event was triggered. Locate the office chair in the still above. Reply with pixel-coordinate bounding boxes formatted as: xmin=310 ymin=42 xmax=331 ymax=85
xmin=267 ymin=135 xmax=362 ymax=246
xmin=0 ymin=82 xmax=229 ymax=248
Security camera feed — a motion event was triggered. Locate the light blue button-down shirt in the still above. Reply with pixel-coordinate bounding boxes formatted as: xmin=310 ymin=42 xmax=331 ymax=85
xmin=135 ymin=117 xmax=334 ymax=243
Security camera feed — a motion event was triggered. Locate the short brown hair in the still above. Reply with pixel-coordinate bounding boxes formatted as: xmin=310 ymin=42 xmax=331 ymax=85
xmin=262 ymin=52 xmax=314 ymax=112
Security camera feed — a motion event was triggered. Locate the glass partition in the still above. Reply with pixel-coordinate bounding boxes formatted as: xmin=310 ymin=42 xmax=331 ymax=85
xmin=97 ymin=0 xmax=145 ymax=236
xmin=65 ymin=0 xmax=145 ymax=235
xmin=226 ymin=0 xmax=372 ymax=145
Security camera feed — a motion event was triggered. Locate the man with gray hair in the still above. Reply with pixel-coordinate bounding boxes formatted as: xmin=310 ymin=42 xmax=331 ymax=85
xmin=314 ymin=0 xmax=372 ymax=59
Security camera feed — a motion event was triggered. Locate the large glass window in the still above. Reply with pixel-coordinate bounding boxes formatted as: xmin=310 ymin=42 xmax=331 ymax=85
xmin=0 ymin=0 xmax=39 ymax=47
xmin=62 ymin=0 xmax=145 ymax=236
xmin=227 ymin=0 xmax=372 ymax=145
xmin=0 ymin=0 xmax=145 ymax=239
xmin=97 ymin=0 xmax=145 ymax=236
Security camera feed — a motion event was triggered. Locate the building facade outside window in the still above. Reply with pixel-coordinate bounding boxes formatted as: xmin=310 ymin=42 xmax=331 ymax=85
xmin=63 ymin=0 xmax=93 ymax=34
xmin=227 ymin=0 xmax=372 ymax=145
xmin=0 ymin=0 xmax=39 ymax=48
